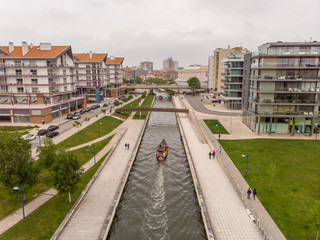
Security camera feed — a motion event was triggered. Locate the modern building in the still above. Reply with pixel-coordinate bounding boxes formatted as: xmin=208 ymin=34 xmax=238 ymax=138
xmin=73 ymin=52 xmax=108 ymax=103
xmin=140 ymin=61 xmax=153 ymax=73
xmin=243 ymin=41 xmax=320 ymax=135
xmin=175 ymin=65 xmax=208 ymax=86
xmin=163 ymin=57 xmax=178 ymax=72
xmin=105 ymin=56 xmax=125 ymax=97
xmin=220 ymin=54 xmax=245 ymax=110
xmin=208 ymin=55 xmax=214 ymax=90
xmin=210 ymin=46 xmax=247 ymax=97
xmin=0 ymin=42 xmax=86 ymax=124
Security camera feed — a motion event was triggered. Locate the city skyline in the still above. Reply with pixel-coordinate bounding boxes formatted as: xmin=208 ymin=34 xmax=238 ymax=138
xmin=1 ymin=0 xmax=319 ymax=69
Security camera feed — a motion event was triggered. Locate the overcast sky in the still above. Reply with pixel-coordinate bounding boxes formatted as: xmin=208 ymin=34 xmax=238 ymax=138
xmin=1 ymin=0 xmax=319 ymax=69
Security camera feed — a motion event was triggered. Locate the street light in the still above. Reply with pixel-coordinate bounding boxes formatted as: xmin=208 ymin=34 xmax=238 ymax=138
xmin=13 ymin=187 xmax=25 ymax=220
xmin=98 ymin=122 xmax=102 ymax=137
xmin=216 ymin=124 xmax=221 ymax=140
xmin=242 ymin=153 xmax=249 ymax=178
xmin=89 ymin=144 xmax=96 ymax=165
xmin=38 ymin=135 xmax=41 ymax=146
xmin=315 ymin=123 xmax=319 ymax=140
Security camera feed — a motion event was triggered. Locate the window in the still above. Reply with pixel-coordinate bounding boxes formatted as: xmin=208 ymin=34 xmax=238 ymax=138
xmin=16 ymin=79 xmax=23 ymax=84
xmin=31 ymin=79 xmax=38 ymax=84
xmin=48 ymin=69 xmax=53 ymax=76
xmin=17 ymin=87 xmax=24 ymax=93
xmin=64 ymin=86 xmax=67 ymax=92
xmin=29 ymin=60 xmax=36 ymax=66
xmin=86 ymin=82 xmax=91 ymax=86
xmin=30 ymin=69 xmax=37 ymax=75
xmin=63 ymin=78 xmax=67 ymax=83
xmin=32 ymin=87 xmax=38 ymax=93
xmin=86 ymin=70 xmax=91 ymax=74
xmin=15 ymin=70 xmax=22 ymax=75
xmin=86 ymin=76 xmax=91 ymax=80
xmin=48 ymin=78 xmax=54 ymax=84
xmin=14 ymin=60 xmax=22 ymax=67
xmin=86 ymin=65 xmax=90 ymax=68
xmin=63 ymin=70 xmax=66 ymax=75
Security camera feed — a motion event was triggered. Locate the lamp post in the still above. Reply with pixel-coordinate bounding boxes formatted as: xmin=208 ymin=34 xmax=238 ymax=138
xmin=315 ymin=123 xmax=319 ymax=140
xmin=242 ymin=153 xmax=249 ymax=178
xmin=38 ymin=135 xmax=41 ymax=146
xmin=13 ymin=187 xmax=25 ymax=220
xmin=216 ymin=124 xmax=221 ymax=140
xmin=89 ymin=144 xmax=96 ymax=165
xmin=98 ymin=122 xmax=102 ymax=137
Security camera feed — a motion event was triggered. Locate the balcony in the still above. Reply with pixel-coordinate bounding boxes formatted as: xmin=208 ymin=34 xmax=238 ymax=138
xmin=251 ymin=75 xmax=320 ymax=82
xmin=250 ymin=98 xmax=318 ymax=105
xmin=248 ymin=109 xmax=318 ymax=117
xmin=0 ymin=64 xmax=74 ymax=68
xmin=251 ymin=63 xmax=320 ymax=69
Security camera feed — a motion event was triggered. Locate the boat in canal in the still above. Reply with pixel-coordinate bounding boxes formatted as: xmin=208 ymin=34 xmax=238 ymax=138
xmin=156 ymin=138 xmax=168 ymax=162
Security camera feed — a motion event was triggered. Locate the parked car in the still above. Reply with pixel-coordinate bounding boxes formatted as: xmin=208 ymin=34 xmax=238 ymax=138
xmin=85 ymin=107 xmax=91 ymax=112
xmin=80 ymin=109 xmax=86 ymax=114
xmin=46 ymin=131 xmax=59 ymax=138
xmin=47 ymin=125 xmax=59 ymax=131
xmin=109 ymin=101 xmax=114 ymax=105
xmin=67 ymin=113 xmax=74 ymax=119
xmin=73 ymin=113 xmax=81 ymax=120
xmin=38 ymin=129 xmax=48 ymax=136
xmin=24 ymin=134 xmax=36 ymax=141
xmin=95 ymin=104 xmax=100 ymax=108
xmin=90 ymin=105 xmax=97 ymax=110
xmin=103 ymin=103 xmax=108 ymax=107
xmin=74 ymin=111 xmax=79 ymax=115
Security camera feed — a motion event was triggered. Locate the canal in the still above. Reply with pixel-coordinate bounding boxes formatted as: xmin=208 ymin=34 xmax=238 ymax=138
xmin=108 ymin=93 xmax=206 ymax=240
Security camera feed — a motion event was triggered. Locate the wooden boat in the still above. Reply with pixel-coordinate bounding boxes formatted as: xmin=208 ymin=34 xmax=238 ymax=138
xmin=156 ymin=138 xmax=168 ymax=162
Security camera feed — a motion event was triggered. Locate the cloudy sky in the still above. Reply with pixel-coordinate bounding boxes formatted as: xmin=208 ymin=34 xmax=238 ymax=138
xmin=1 ymin=0 xmax=319 ymax=69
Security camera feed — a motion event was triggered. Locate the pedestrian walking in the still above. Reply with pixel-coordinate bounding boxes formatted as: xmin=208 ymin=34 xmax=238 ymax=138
xmin=125 ymin=143 xmax=127 ymax=149
xmin=253 ymin=188 xmax=257 ymax=200
xmin=208 ymin=152 xmax=212 ymax=159
xmin=127 ymin=143 xmax=130 ymax=150
xmin=42 ymin=119 xmax=45 ymax=125
xmin=212 ymin=150 xmax=216 ymax=159
xmin=247 ymin=187 xmax=252 ymax=199
xmin=219 ymin=145 xmax=222 ymax=154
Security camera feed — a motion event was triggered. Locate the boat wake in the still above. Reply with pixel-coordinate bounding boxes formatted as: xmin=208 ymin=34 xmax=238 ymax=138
xmin=142 ymin=163 xmax=168 ymax=240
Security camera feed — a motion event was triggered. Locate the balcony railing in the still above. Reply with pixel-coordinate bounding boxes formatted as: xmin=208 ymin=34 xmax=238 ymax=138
xmin=248 ymin=109 xmax=318 ymax=116
xmin=251 ymin=75 xmax=320 ymax=81
xmin=251 ymin=63 xmax=320 ymax=68
xmin=0 ymin=64 xmax=73 ymax=68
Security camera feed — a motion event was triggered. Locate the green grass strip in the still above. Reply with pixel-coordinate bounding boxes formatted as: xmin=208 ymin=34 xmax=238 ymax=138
xmin=203 ymin=119 xmax=229 ymax=134
xmin=133 ymin=95 xmax=155 ymax=119
xmin=57 ymin=116 xmax=122 ymax=149
xmin=219 ymin=139 xmax=320 ymax=240
xmin=113 ymin=97 xmax=142 ymax=119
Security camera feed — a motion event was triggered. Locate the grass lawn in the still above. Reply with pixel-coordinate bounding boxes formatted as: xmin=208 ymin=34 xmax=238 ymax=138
xmin=204 ymin=119 xmax=229 ymax=134
xmin=133 ymin=95 xmax=155 ymax=119
xmin=113 ymin=97 xmax=142 ymax=119
xmin=219 ymin=139 xmax=320 ymax=240
xmin=0 ymin=150 xmax=109 ymax=240
xmin=57 ymin=116 xmax=122 ymax=149
xmin=0 ymin=136 xmax=113 ymax=221
xmin=0 ymin=125 xmax=39 ymax=139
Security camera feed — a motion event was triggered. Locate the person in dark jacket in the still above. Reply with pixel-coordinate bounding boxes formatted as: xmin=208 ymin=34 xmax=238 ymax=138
xmin=208 ymin=152 xmax=212 ymax=159
xmin=253 ymin=188 xmax=257 ymax=200
xmin=247 ymin=187 xmax=252 ymax=199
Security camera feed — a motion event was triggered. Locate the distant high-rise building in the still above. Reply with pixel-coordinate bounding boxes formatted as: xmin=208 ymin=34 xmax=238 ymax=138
xmin=140 ymin=61 xmax=153 ymax=73
xmin=163 ymin=57 xmax=178 ymax=72
xmin=208 ymin=55 xmax=214 ymax=90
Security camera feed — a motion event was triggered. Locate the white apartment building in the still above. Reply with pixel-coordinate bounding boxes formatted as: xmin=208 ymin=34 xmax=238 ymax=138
xmin=73 ymin=52 xmax=108 ymax=102
xmin=105 ymin=56 xmax=125 ymax=97
xmin=175 ymin=65 xmax=208 ymax=87
xmin=0 ymin=42 xmax=86 ymax=124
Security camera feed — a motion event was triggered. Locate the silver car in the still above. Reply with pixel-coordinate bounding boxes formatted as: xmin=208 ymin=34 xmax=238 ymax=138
xmin=24 ymin=134 xmax=36 ymax=141
xmin=73 ymin=113 xmax=81 ymax=120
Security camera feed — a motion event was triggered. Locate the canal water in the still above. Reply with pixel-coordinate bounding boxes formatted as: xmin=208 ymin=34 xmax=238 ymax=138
xmin=108 ymin=93 xmax=206 ymax=240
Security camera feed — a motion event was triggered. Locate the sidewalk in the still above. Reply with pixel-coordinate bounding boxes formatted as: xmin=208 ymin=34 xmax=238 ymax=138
xmin=54 ymin=119 xmax=145 ymax=240
xmin=174 ymin=96 xmax=264 ymax=239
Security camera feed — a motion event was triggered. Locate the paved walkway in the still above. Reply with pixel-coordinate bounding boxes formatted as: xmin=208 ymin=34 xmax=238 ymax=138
xmin=174 ymin=96 xmax=264 ymax=240
xmin=55 ymin=119 xmax=145 ymax=240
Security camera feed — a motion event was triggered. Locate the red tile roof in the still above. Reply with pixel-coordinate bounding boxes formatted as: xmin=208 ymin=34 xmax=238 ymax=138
xmin=73 ymin=53 xmax=107 ymax=63
xmin=106 ymin=57 xmax=124 ymax=65
xmin=0 ymin=45 xmax=70 ymax=58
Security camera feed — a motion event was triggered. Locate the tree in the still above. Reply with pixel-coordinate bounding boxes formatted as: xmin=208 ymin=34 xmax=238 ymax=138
xmin=187 ymin=77 xmax=201 ymax=89
xmin=122 ymin=78 xmax=129 ymax=84
xmin=308 ymin=201 xmax=320 ymax=240
xmin=84 ymin=117 xmax=90 ymax=123
xmin=135 ymin=76 xmax=143 ymax=84
xmin=52 ymin=151 xmax=83 ymax=203
xmin=0 ymin=137 xmax=38 ymax=199
xmin=101 ymin=109 xmax=106 ymax=114
xmin=37 ymin=138 xmax=58 ymax=170
xmin=73 ymin=121 xmax=82 ymax=132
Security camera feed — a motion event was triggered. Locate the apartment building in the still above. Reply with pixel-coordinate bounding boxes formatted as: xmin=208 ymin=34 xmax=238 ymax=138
xmin=0 ymin=42 xmax=86 ymax=124
xmin=123 ymin=66 xmax=134 ymax=80
xmin=140 ymin=61 xmax=153 ymax=73
xmin=243 ymin=41 xmax=320 ymax=135
xmin=210 ymin=46 xmax=247 ymax=97
xmin=73 ymin=52 xmax=108 ymax=103
xmin=220 ymin=53 xmax=245 ymax=110
xmin=105 ymin=56 xmax=125 ymax=97
xmin=176 ymin=65 xmax=208 ymax=86
xmin=163 ymin=57 xmax=178 ymax=72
